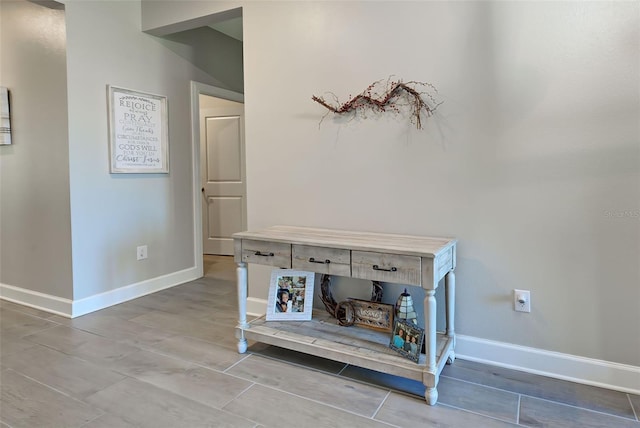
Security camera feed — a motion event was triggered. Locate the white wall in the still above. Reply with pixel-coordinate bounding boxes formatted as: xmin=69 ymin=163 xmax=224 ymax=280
xmin=143 ymin=1 xmax=640 ymax=370
xmin=0 ymin=0 xmax=73 ymax=299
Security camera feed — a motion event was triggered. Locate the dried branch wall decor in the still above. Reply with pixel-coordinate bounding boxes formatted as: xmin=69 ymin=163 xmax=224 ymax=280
xmin=312 ymin=77 xmax=442 ymax=129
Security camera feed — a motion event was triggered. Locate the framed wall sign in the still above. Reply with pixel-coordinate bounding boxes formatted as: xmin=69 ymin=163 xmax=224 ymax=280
xmin=107 ymin=85 xmax=168 ymax=173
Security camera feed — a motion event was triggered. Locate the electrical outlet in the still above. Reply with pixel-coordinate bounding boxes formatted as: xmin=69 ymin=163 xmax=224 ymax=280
xmin=137 ymin=245 xmax=147 ymax=261
xmin=514 ymin=289 xmax=531 ymax=313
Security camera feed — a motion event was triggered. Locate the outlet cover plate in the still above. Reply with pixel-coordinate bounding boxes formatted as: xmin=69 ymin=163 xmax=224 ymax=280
xmin=514 ymin=289 xmax=531 ymax=313
xmin=137 ymin=245 xmax=148 ymax=261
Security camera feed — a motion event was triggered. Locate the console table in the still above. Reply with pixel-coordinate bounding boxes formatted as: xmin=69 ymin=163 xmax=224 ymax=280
xmin=232 ymin=225 xmax=457 ymax=405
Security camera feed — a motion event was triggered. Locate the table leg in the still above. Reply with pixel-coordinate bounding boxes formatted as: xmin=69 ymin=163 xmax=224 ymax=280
xmin=236 ymin=262 xmax=248 ymax=354
xmin=445 ymin=270 xmax=456 ymax=360
xmin=424 ymin=288 xmax=438 ymax=405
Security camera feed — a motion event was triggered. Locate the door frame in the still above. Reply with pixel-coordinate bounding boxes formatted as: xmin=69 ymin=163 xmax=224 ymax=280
xmin=190 ymin=81 xmax=245 ymax=275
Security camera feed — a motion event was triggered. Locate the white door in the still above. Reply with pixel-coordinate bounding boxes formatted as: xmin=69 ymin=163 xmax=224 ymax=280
xmin=200 ymin=95 xmax=246 ymax=255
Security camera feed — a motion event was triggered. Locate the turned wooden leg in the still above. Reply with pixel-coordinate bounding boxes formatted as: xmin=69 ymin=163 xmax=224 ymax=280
xmin=424 ymin=288 xmax=438 ymax=405
xmin=445 ymin=270 xmax=456 ymax=349
xmin=425 ymin=387 xmax=438 ymax=405
xmin=236 ymin=262 xmax=248 ymax=354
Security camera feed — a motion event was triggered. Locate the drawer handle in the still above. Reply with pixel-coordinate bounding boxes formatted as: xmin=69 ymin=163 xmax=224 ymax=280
xmin=309 ymin=257 xmax=331 ymax=264
xmin=372 ymin=264 xmax=397 ymax=272
xmin=255 ymin=251 xmax=274 ymax=257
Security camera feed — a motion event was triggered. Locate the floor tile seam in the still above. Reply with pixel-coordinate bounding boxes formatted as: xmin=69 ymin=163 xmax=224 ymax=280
xmin=435 ymin=401 xmax=521 ymax=426
xmin=222 ymin=353 xmax=253 ymax=374
xmin=13 ymin=339 xmax=93 ymax=365
xmin=439 ymin=373 xmax=635 ymax=420
xmin=63 ymin=324 xmax=116 ymax=342
xmin=219 ymin=382 xmax=399 ymax=428
xmin=252 ymin=354 xmax=415 ymax=403
xmin=9 ymin=320 xmax=138 ymax=350
xmin=371 ymin=390 xmax=392 ymax=420
xmin=15 ymin=339 xmax=139 ymax=380
xmin=337 ymin=363 xmax=349 ymax=376
xmin=244 ymin=350 xmax=348 ymax=377
xmin=218 ymin=381 xmax=258 ymax=411
xmin=0 ymin=342 xmax=38 ymax=360
xmin=182 ymin=382 xmax=262 ymax=427
xmin=12 ymin=321 xmax=61 ymax=339
xmin=128 ymin=315 xmax=237 ymax=335
xmin=77 ymin=411 xmax=112 ymax=428
xmin=629 ymin=394 xmax=639 ymax=421
xmin=0 ymin=304 xmax=57 ymax=323
xmin=144 ymin=343 xmax=248 ymax=375
xmin=228 ymin=375 xmax=397 ymax=424
xmin=518 ymin=393 xmax=640 ymax=422
xmin=240 ymin=353 xmax=380 ymax=391
xmin=141 ymin=345 xmax=265 ymax=389
xmin=3 ymin=367 xmax=108 ymax=416
xmin=439 ymin=373 xmax=523 ymax=397
xmin=3 ymin=340 xmax=122 ymax=376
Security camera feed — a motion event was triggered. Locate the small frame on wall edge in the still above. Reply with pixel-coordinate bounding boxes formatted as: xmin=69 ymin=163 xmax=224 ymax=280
xmin=107 ymin=85 xmax=169 ymax=174
xmin=389 ymin=318 xmax=424 ymax=363
xmin=1 ymin=87 xmax=12 ymax=145
xmin=266 ymin=270 xmax=315 ymax=321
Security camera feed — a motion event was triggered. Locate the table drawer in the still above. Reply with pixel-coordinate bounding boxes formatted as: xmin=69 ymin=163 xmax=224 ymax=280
xmin=241 ymin=240 xmax=291 ymax=268
xmin=292 ymin=245 xmax=351 ymax=276
xmin=352 ymin=251 xmax=421 ymax=286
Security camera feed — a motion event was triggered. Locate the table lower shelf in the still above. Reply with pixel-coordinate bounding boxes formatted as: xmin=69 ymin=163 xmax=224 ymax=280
xmin=237 ymin=309 xmax=454 ymax=386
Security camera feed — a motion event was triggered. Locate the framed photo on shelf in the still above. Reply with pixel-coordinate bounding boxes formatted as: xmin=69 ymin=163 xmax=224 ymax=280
xmin=389 ymin=319 xmax=424 ymax=363
xmin=346 ymin=298 xmax=394 ymax=333
xmin=266 ymin=270 xmax=315 ymax=321
xmin=107 ymin=85 xmax=168 ymax=174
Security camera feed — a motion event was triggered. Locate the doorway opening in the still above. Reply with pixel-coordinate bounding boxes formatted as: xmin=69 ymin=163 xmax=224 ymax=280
xmin=190 ymin=83 xmax=246 ymax=279
xmin=199 ymin=90 xmax=246 ymax=256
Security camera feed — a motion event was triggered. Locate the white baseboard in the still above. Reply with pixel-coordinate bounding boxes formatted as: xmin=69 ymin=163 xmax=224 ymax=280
xmin=246 ymin=297 xmax=267 ymax=317
xmin=0 ymin=283 xmax=72 ymax=317
xmin=0 ymin=266 xmax=201 ymax=318
xmin=71 ymin=266 xmax=201 ymax=317
xmin=456 ymin=334 xmax=640 ymax=395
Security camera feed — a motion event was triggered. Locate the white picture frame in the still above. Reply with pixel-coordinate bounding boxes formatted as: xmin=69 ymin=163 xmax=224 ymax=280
xmin=266 ymin=270 xmax=315 ymax=321
xmin=107 ymin=85 xmax=169 ymax=173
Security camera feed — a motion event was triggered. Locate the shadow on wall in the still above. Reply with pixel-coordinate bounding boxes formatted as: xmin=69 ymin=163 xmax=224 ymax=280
xmin=153 ymin=27 xmax=243 ymax=94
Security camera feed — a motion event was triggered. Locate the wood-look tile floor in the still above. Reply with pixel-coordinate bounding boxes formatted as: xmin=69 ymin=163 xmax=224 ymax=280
xmin=1 ymin=255 xmax=639 ymax=427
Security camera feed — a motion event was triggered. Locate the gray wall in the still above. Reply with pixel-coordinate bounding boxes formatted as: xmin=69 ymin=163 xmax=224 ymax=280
xmin=1 ymin=0 xmax=242 ymax=305
xmin=142 ymin=1 xmax=640 ymax=368
xmin=63 ymin=0 xmax=223 ymax=300
xmin=158 ymin=27 xmax=243 ymax=94
xmin=0 ymin=0 xmax=73 ymax=299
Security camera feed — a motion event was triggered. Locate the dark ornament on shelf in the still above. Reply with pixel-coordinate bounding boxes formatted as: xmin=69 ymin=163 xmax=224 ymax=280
xmin=320 ymin=275 xmax=385 ymax=326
